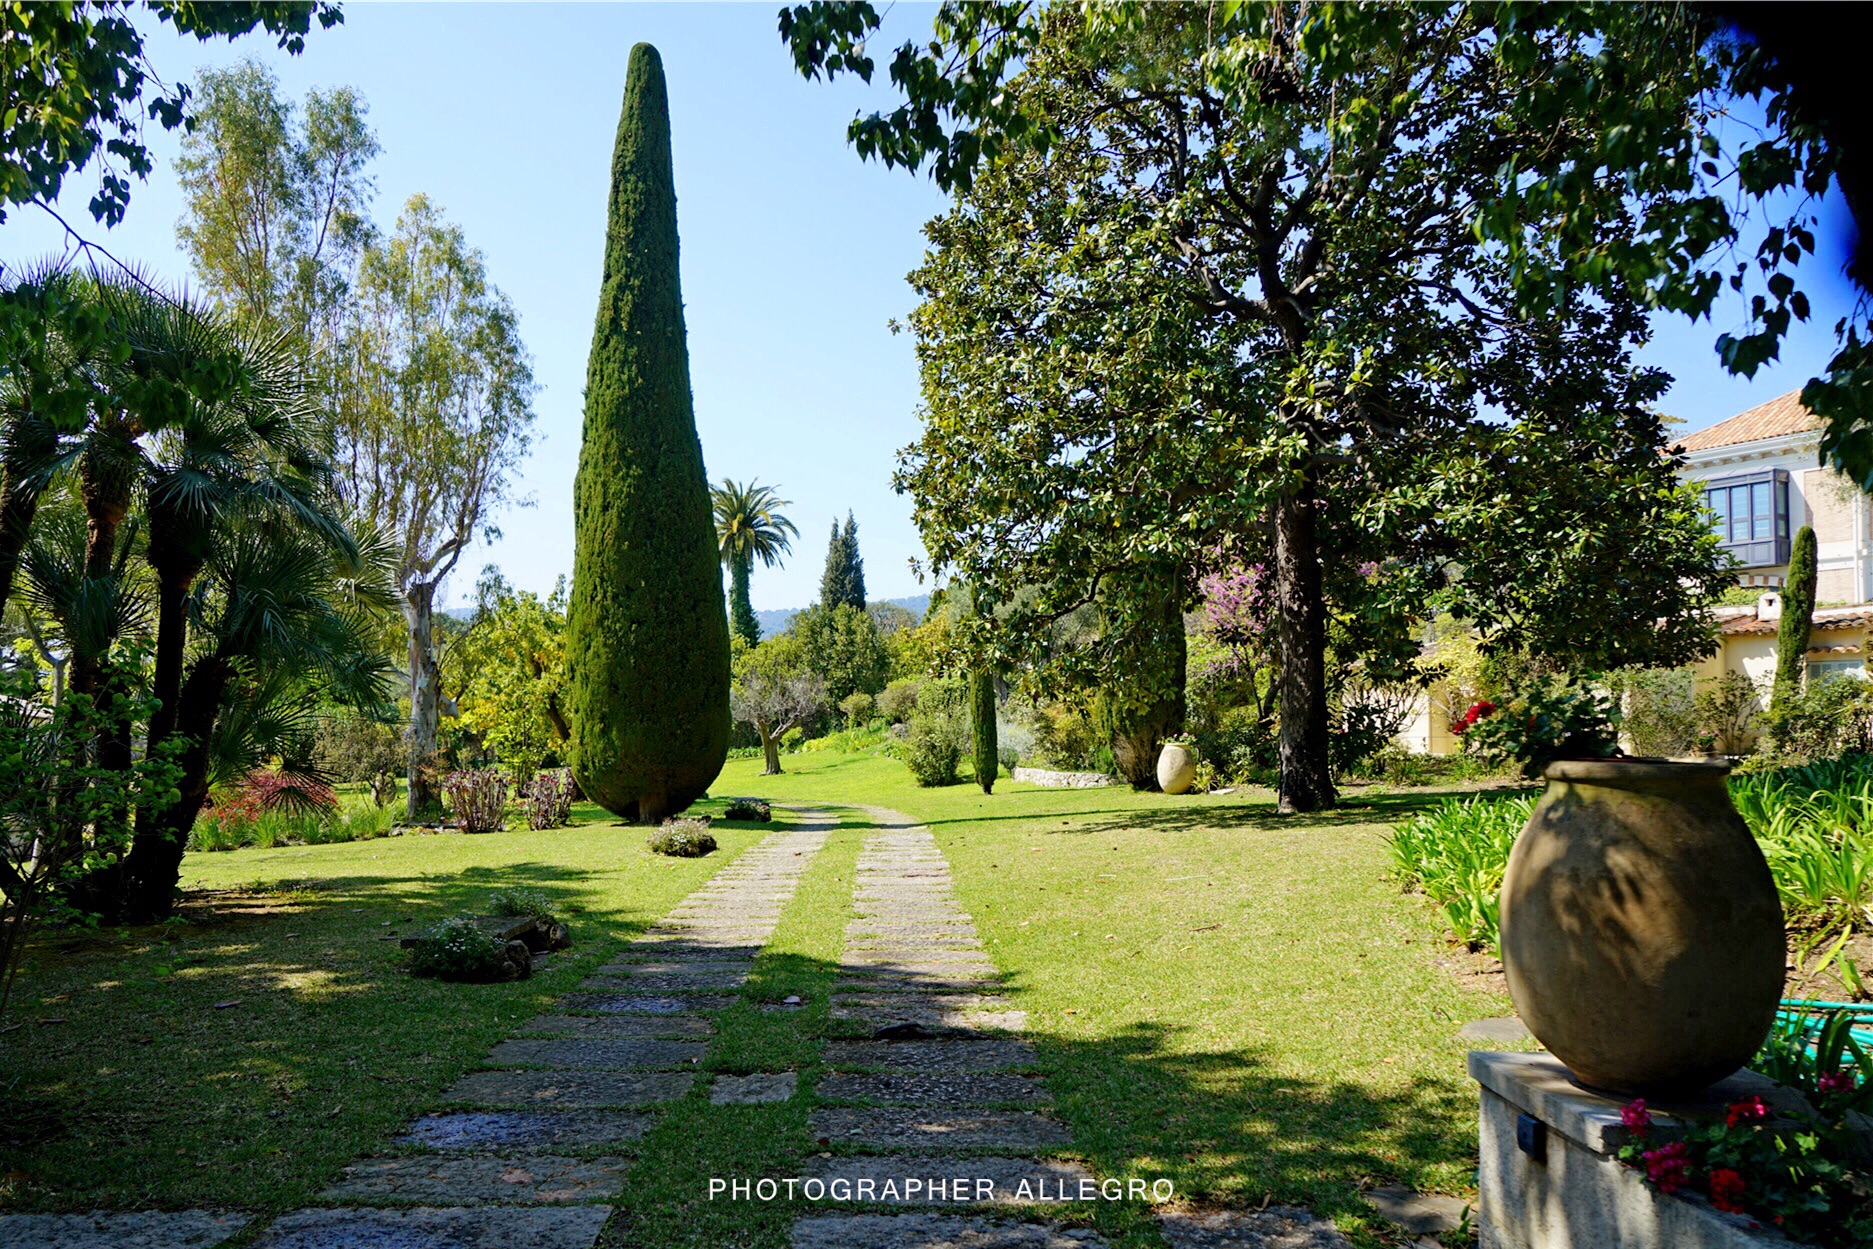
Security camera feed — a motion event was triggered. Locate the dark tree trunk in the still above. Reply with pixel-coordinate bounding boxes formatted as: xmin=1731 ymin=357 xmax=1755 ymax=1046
xmin=0 ymin=423 xmax=54 ymax=606
xmin=761 ymin=730 xmax=782 ymax=776
xmin=404 ymin=581 xmax=442 ymax=820
xmin=144 ymin=506 xmax=205 ymax=754
xmin=1273 ymin=471 xmax=1335 ymax=813
xmin=121 ymin=658 xmax=231 ymax=922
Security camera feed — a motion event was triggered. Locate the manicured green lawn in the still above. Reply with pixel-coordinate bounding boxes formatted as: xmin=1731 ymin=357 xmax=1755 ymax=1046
xmin=3 ymin=749 xmax=1518 ymax=1248
xmin=717 ymin=751 xmax=1520 ymax=1244
xmin=0 ymin=796 xmax=775 ymax=1214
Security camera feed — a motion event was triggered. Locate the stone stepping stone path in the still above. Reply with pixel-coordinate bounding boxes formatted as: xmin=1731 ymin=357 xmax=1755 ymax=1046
xmin=233 ymin=813 xmax=835 ymax=1249
xmin=796 ymin=808 xmax=1103 ymax=1249
xmin=0 ymin=1212 xmax=247 ymax=1249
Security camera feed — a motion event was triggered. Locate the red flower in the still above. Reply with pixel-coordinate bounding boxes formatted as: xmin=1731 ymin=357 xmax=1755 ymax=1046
xmin=1708 ymin=1168 xmax=1748 ymax=1213
xmin=1725 ymin=1096 xmax=1769 ymax=1128
xmin=1642 ymin=1141 xmax=1691 ymax=1194
xmin=1462 ymin=700 xmax=1497 ymax=726
xmin=1619 ymin=1099 xmax=1652 ymax=1137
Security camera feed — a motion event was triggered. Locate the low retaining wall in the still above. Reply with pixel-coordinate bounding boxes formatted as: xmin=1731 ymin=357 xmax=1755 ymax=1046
xmin=1471 ymin=1051 xmax=1794 ymax=1248
xmin=1010 ymin=767 xmax=1114 ymax=789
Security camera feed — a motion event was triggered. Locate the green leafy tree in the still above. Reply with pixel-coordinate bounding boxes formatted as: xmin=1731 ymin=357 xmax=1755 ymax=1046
xmin=447 ymin=570 xmax=570 ymax=790
xmin=0 ymin=0 xmax=340 ymax=227
xmin=779 ymin=2 xmax=1873 ymax=494
xmin=791 ymin=602 xmax=888 ymax=708
xmin=1773 ymin=525 xmax=1819 ymax=714
xmin=730 ymin=633 xmax=825 ymax=775
xmin=711 ymin=478 xmax=798 ymax=647
xmin=879 ymin=8 xmax=1727 ymax=810
xmin=173 ymin=57 xmax=378 ymax=346
xmin=332 ymin=194 xmax=537 ymax=818
xmin=818 ymin=510 xmax=865 ymax=610
xmin=566 ymin=43 xmax=730 ymax=822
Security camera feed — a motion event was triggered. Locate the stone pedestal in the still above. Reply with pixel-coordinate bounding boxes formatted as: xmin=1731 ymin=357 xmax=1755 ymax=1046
xmin=1468 ymin=1052 xmax=1795 ymax=1249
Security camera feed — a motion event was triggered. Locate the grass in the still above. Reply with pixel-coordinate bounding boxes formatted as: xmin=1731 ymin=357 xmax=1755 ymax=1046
xmin=0 ymin=794 xmax=772 ymax=1215
xmin=5 ymin=746 xmax=1521 ymax=1248
xmin=715 ymin=750 xmax=1514 ymax=1245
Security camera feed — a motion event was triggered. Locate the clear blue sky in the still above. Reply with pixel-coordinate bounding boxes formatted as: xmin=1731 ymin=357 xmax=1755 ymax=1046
xmin=1 ymin=3 xmax=1861 ymax=611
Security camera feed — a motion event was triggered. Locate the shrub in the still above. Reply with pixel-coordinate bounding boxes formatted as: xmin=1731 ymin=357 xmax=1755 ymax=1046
xmin=648 ymin=816 xmax=717 ymax=857
xmin=838 ymin=691 xmax=875 ymax=726
xmin=998 ymin=745 xmax=1020 ymax=773
xmin=903 ymin=717 xmax=962 ymax=786
xmin=565 ymin=42 xmax=731 ymax=822
xmin=723 ymin=798 xmax=772 ymax=822
xmin=444 ymin=769 xmax=509 ymax=834
xmin=1611 ymin=667 xmax=1699 ymax=757
xmin=524 ymin=769 xmax=576 ymax=830
xmin=876 ymin=678 xmax=920 ymax=724
xmin=1696 ymin=670 xmax=1762 ymax=754
xmin=1026 ymin=698 xmax=1106 ymax=771
xmin=312 ymin=711 xmax=407 ymax=783
xmin=406 ymin=917 xmax=529 ymax=982
xmin=1761 ymin=675 xmax=1873 ymax=762
xmin=1329 ymin=683 xmax=1415 ymax=778
xmin=1457 ymin=674 xmax=1620 ymax=776
xmin=487 ymin=887 xmax=554 ymax=920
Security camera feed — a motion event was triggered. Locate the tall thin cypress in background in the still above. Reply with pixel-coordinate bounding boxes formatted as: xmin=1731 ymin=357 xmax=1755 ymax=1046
xmin=565 ymin=43 xmax=729 ymax=821
xmin=1772 ymin=524 xmax=1818 ymax=714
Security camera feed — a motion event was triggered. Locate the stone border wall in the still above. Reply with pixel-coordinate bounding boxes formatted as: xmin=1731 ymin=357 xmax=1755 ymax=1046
xmin=1009 ymin=767 xmax=1113 ymax=789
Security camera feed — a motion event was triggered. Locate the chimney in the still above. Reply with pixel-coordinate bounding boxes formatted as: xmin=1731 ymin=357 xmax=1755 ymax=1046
xmin=1758 ymin=592 xmax=1782 ymax=622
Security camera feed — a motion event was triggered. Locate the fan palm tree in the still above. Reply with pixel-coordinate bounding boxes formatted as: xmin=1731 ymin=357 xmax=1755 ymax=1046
xmin=712 ymin=479 xmax=798 ymax=646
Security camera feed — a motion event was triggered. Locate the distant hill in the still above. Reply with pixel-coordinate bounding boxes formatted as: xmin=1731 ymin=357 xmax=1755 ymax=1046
xmin=757 ymin=594 xmax=930 ymax=638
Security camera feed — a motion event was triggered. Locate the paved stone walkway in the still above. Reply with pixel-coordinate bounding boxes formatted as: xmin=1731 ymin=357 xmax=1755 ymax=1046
xmin=0 ymin=816 xmax=834 ymax=1249
xmin=792 ymin=807 xmax=1104 ymax=1249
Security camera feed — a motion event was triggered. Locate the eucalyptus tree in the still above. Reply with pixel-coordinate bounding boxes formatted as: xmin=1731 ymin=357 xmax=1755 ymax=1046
xmin=882 ymin=8 xmax=1727 ymax=809
xmin=332 ymin=194 xmax=537 ymax=818
xmin=711 ymin=478 xmax=798 ymax=646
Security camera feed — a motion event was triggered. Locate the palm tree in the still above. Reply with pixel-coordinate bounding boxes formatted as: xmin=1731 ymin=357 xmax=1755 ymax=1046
xmin=712 ymin=479 xmax=798 ymax=647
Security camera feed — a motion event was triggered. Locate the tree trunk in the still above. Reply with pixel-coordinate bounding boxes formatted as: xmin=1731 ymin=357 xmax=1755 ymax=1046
xmin=1273 ymin=472 xmax=1335 ymax=813
xmin=405 ymin=581 xmax=442 ymax=820
xmin=728 ymin=555 xmax=760 ymax=646
xmin=145 ymin=508 xmax=204 ymax=754
xmin=71 ymin=436 xmax=132 ymax=703
xmin=761 ymin=729 xmax=782 ymax=776
xmin=0 ymin=451 xmax=51 ymax=608
xmin=121 ymin=658 xmax=231 ymax=922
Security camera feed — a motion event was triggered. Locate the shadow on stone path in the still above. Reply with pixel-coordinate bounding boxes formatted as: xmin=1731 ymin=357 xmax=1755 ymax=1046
xmin=0 ymin=814 xmax=835 ymax=1249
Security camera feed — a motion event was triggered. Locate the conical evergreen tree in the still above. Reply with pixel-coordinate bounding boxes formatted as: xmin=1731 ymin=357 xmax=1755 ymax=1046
xmin=842 ymin=511 xmax=866 ymax=608
xmin=1772 ymin=524 xmax=1818 ymax=714
xmin=971 ymin=668 xmax=998 ymax=794
xmin=566 ymin=43 xmax=729 ymax=821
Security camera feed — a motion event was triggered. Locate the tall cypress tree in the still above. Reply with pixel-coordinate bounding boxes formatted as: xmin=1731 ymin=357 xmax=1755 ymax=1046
xmin=971 ymin=668 xmax=998 ymax=794
xmin=566 ymin=43 xmax=729 ymax=821
xmin=819 ymin=519 xmax=844 ymax=608
xmin=843 ymin=511 xmax=866 ymax=608
xmin=1772 ymin=524 xmax=1818 ymax=713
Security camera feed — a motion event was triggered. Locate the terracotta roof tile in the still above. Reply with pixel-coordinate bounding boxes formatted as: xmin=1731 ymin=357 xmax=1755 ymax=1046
xmin=1674 ymin=390 xmax=1819 ymax=453
xmin=1717 ymin=604 xmax=1873 ymax=635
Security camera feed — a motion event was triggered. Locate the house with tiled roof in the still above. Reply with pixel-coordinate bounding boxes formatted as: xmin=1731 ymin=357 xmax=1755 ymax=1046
xmin=1673 ymin=389 xmax=1868 ymax=600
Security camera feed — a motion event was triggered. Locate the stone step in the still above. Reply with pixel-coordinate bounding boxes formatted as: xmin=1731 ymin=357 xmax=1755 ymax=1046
xmin=1157 ymin=1208 xmax=1353 ymax=1248
xmin=318 ymin=1152 xmax=629 ymax=1205
xmin=841 ymin=953 xmax=996 ymax=969
xmin=515 ymin=1014 xmax=712 ymax=1039
xmin=579 ymin=972 xmax=749 ymax=992
xmin=802 ymin=1156 xmax=1095 ymax=1206
xmin=836 ymin=975 xmax=1003 ymax=995
xmin=832 ymin=995 xmax=1026 ymax=1032
xmin=812 ymin=1108 xmax=1072 ymax=1150
xmin=398 ymin=1109 xmax=652 ymax=1151
xmin=444 ymin=1069 xmax=694 ymax=1109
xmin=825 ymin=1039 xmax=1036 ymax=1072
xmin=711 ymin=1072 xmax=799 ymax=1104
xmin=485 ymin=1038 xmax=707 ymax=1070
xmin=593 ymin=959 xmax=752 ymax=975
xmin=791 ymin=1214 xmax=1105 ymax=1248
xmin=0 ymin=1211 xmax=246 ymax=1249
xmin=252 ymin=1206 xmax=611 ymax=1249
xmin=818 ymin=1074 xmax=1052 ymax=1107
xmin=558 ymin=993 xmax=735 ymax=1016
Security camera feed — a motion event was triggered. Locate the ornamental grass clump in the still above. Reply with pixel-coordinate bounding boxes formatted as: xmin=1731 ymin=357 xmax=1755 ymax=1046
xmin=722 ymin=798 xmax=771 ymax=822
xmin=525 ymin=769 xmax=576 ymax=829
xmin=443 ymin=769 xmax=508 ymax=834
xmin=487 ymin=887 xmax=554 ymax=920
xmin=647 ymin=816 xmax=716 ymax=857
xmin=406 ymin=917 xmax=528 ymax=982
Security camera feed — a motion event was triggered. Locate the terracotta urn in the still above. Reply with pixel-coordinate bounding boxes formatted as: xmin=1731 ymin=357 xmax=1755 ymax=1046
xmin=1157 ymin=743 xmax=1197 ymax=795
xmin=1498 ymin=758 xmax=1784 ymax=1097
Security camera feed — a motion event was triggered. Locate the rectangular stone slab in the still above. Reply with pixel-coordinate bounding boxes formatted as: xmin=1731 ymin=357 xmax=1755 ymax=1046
xmin=397 ymin=1109 xmax=651 ymax=1150
xmin=516 ymin=1014 xmax=711 ymax=1039
xmin=486 ymin=1038 xmax=707 ymax=1070
xmin=818 ymin=1074 xmax=1053 ymax=1107
xmin=559 ymin=993 xmax=734 ymax=1015
xmin=803 ymin=1156 xmax=1096 ymax=1205
xmin=444 ymin=1068 xmax=693 ymax=1108
xmin=811 ymin=1108 xmax=1073 ymax=1150
xmin=0 ymin=1212 xmax=246 ymax=1249
xmin=791 ymin=1213 xmax=1107 ymax=1248
xmin=580 ymin=972 xmax=749 ymax=992
xmin=318 ymin=1152 xmax=629 ymax=1204
xmin=594 ymin=960 xmax=753 ymax=976
xmin=825 ymin=1040 xmax=1037 ymax=1072
xmin=252 ymin=1206 xmax=611 ymax=1249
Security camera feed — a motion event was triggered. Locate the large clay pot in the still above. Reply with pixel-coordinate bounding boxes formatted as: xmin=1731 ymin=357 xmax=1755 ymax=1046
xmin=1157 ymin=743 xmax=1197 ymax=795
xmin=1499 ymin=759 xmax=1784 ymax=1097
